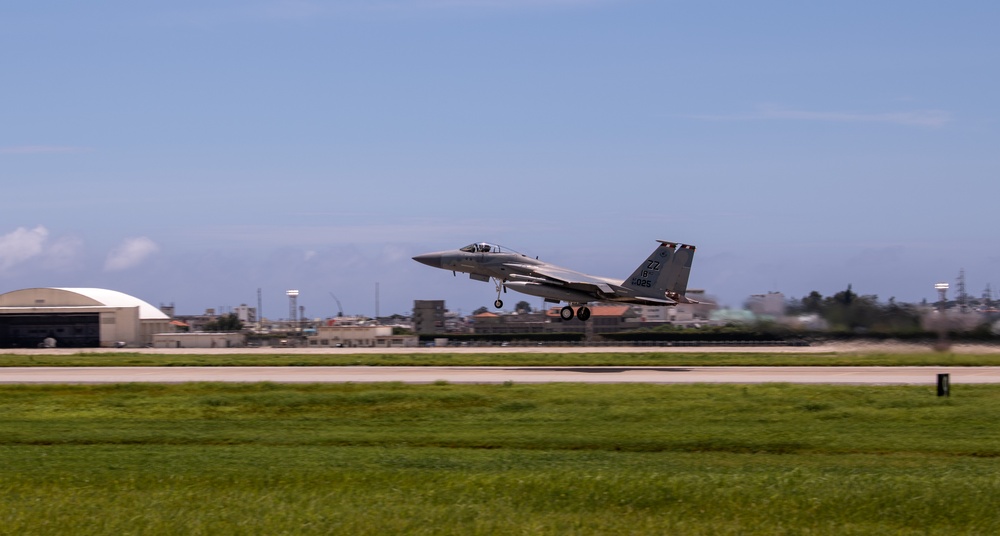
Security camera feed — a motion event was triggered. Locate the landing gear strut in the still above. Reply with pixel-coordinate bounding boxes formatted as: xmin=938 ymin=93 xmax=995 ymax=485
xmin=493 ymin=278 xmax=506 ymax=309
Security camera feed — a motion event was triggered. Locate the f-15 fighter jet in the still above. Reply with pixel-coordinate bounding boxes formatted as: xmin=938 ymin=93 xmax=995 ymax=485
xmin=412 ymin=240 xmax=697 ymax=321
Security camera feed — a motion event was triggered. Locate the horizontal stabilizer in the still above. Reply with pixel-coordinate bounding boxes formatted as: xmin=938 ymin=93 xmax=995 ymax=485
xmin=667 ymin=292 xmax=699 ymax=304
xmin=596 ymin=283 xmax=615 ymax=294
xmin=632 ymin=296 xmax=678 ymax=306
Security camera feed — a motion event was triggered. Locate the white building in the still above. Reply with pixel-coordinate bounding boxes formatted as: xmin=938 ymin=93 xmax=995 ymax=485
xmin=152 ymin=332 xmax=246 ymax=349
xmin=234 ymin=304 xmax=257 ymax=325
xmin=307 ymin=323 xmax=418 ymax=348
xmin=746 ymin=292 xmax=786 ymax=318
xmin=0 ymin=287 xmax=173 ymax=348
xmin=635 ymin=289 xmax=715 ymax=324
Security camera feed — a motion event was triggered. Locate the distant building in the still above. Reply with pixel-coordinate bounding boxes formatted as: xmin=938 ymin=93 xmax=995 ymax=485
xmin=471 ymin=306 xmax=641 ymax=336
xmin=543 ymin=305 xmax=642 ymax=335
xmin=307 ymin=323 xmax=418 ymax=348
xmin=152 ymin=332 xmax=245 ymax=349
xmin=234 ymin=304 xmax=257 ymax=325
xmin=746 ymin=292 xmax=786 ymax=318
xmin=412 ymin=300 xmax=447 ymax=334
xmin=471 ymin=310 xmax=548 ymax=335
xmin=0 ymin=287 xmax=172 ymax=348
xmin=172 ymin=309 xmax=224 ymax=332
xmin=635 ymin=290 xmax=715 ymax=325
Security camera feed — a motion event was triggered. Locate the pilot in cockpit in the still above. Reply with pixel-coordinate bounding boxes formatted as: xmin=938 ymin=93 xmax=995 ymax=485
xmin=461 ymin=243 xmax=495 ymax=253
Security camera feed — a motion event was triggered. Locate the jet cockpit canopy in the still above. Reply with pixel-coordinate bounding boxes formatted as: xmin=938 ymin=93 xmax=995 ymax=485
xmin=460 ymin=242 xmax=501 ymax=253
xmin=460 ymin=242 xmax=528 ymax=255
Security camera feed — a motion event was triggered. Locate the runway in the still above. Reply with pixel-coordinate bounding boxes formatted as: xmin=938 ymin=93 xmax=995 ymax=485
xmin=3 ymin=366 xmax=1000 ymax=385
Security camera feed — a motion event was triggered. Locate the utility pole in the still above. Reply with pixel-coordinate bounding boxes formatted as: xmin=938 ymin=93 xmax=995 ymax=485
xmin=956 ymin=269 xmax=968 ymax=312
xmin=934 ymin=282 xmax=950 ymax=352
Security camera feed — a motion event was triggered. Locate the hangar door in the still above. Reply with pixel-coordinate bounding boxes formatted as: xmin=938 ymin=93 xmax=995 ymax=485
xmin=0 ymin=313 xmax=100 ymax=348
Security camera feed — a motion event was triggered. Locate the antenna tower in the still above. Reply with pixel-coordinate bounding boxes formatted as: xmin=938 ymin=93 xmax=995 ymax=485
xmin=257 ymin=288 xmax=263 ymax=330
xmin=956 ymin=269 xmax=968 ymax=310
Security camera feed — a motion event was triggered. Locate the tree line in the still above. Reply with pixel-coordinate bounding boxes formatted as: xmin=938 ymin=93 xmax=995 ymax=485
xmin=785 ymin=285 xmax=927 ymax=334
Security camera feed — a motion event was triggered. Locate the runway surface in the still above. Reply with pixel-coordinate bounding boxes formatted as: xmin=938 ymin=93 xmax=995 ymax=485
xmin=3 ymin=366 xmax=1000 ymax=385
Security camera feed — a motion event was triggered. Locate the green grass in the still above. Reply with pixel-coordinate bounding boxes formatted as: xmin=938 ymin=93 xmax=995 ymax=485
xmin=3 ymin=350 xmax=1000 ymax=366
xmin=2 ymin=382 xmax=1000 ymax=534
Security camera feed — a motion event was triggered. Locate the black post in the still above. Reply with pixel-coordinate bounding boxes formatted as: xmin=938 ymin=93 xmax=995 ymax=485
xmin=937 ymin=373 xmax=950 ymax=397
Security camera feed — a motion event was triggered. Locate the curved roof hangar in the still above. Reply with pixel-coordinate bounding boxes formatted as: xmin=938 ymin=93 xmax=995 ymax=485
xmin=0 ymin=287 xmax=168 ymax=320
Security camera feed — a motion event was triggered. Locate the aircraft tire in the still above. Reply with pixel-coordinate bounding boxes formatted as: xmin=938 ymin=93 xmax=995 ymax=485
xmin=576 ymin=306 xmax=591 ymax=321
xmin=494 ymin=299 xmax=503 ymax=309
xmin=559 ymin=306 xmax=574 ymax=321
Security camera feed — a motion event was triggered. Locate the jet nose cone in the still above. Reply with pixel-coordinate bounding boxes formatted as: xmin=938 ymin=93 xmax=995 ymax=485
xmin=412 ymin=253 xmax=443 ymax=269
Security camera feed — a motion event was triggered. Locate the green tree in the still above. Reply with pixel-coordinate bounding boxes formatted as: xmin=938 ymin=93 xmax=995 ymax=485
xmin=204 ymin=313 xmax=243 ymax=332
xmin=515 ymin=301 xmax=532 ymax=313
xmin=822 ymin=285 xmax=877 ymax=331
xmin=788 ymin=287 xmax=922 ymax=335
xmin=799 ymin=291 xmax=824 ymax=314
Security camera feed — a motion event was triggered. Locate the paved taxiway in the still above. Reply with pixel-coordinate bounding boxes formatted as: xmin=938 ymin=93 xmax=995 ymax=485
xmin=3 ymin=366 xmax=1000 ymax=385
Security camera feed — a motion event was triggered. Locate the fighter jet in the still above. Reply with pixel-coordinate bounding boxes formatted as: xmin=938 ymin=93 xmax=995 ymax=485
xmin=412 ymin=240 xmax=697 ymax=321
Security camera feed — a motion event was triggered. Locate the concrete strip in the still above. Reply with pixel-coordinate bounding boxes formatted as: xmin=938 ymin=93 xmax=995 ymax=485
xmin=2 ymin=366 xmax=999 ymax=385
xmin=1 ymin=342 xmax=999 ymax=355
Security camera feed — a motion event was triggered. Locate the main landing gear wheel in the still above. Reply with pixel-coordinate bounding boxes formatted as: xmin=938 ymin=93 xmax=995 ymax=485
xmin=576 ymin=306 xmax=591 ymax=321
xmin=493 ymin=278 xmax=506 ymax=309
xmin=559 ymin=306 xmax=575 ymax=321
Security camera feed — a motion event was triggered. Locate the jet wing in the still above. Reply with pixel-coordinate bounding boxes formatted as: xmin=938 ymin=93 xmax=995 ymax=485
xmin=503 ymin=262 xmax=679 ymax=306
xmin=502 ymin=263 xmax=620 ymax=295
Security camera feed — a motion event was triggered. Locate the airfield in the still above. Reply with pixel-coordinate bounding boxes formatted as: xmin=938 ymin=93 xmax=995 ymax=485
xmin=6 ymin=342 xmax=1000 ymax=534
xmin=3 ymin=340 xmax=1000 ymax=356
xmin=4 ymin=364 xmax=1000 ymax=385
xmin=3 ymin=342 xmax=1000 ymax=385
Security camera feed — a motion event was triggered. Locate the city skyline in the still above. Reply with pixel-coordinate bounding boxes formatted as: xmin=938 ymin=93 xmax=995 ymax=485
xmin=2 ymin=1 xmax=998 ymax=317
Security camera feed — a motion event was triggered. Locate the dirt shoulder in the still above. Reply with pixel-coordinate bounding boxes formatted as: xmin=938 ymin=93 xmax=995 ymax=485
xmin=2 ymin=341 xmax=998 ymax=356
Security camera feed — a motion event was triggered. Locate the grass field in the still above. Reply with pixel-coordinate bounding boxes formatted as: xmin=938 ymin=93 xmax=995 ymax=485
xmin=2 ymin=381 xmax=1000 ymax=534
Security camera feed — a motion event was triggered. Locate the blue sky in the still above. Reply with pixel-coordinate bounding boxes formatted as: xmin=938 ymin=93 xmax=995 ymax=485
xmin=2 ymin=1 xmax=998 ymax=318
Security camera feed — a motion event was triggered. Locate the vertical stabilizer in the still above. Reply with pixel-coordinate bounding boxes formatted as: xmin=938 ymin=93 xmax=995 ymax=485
xmin=622 ymin=241 xmax=696 ymax=303
xmin=662 ymin=244 xmax=695 ymax=296
xmin=623 ymin=241 xmax=677 ymax=295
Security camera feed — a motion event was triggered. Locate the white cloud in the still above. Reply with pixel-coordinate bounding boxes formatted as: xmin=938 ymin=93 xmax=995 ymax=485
xmin=104 ymin=237 xmax=160 ymax=271
xmin=0 ymin=226 xmax=49 ymax=272
xmin=691 ymin=105 xmax=953 ymax=128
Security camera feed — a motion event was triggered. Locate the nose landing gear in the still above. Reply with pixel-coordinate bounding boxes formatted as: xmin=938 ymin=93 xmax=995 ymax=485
xmin=493 ymin=278 xmax=506 ymax=309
